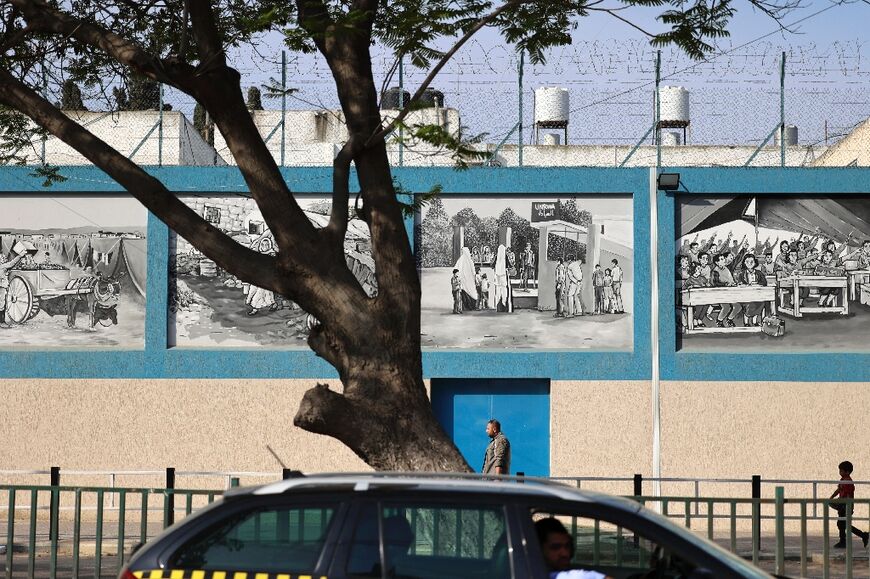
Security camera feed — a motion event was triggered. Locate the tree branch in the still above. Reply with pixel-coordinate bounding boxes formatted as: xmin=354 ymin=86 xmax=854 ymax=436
xmin=325 ymin=135 xmax=364 ymax=245
xmin=187 ymin=0 xmax=226 ymax=71
xmin=0 ymin=68 xmax=284 ymax=293
xmin=587 ymin=7 xmax=657 ymax=37
xmin=368 ymin=0 xmax=528 ymax=146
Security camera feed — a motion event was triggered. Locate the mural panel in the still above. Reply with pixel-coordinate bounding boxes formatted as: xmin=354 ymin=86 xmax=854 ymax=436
xmin=676 ymin=195 xmax=870 ymax=352
xmin=419 ymin=195 xmax=634 ymax=350
xmin=169 ymin=196 xmax=373 ymax=348
xmin=0 ymin=196 xmax=147 ymax=348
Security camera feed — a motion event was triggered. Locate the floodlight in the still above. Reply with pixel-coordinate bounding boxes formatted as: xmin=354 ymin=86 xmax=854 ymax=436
xmin=657 ymin=173 xmax=681 ymax=191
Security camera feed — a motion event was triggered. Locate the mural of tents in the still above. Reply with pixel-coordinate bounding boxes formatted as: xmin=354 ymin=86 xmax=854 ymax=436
xmin=94 ymin=237 xmax=147 ymax=298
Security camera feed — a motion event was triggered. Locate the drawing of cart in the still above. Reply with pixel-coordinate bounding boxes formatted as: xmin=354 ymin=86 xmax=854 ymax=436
xmin=5 ymin=267 xmax=79 ymax=324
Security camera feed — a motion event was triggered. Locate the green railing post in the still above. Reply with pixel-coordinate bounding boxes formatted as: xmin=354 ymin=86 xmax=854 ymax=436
xmin=775 ymin=486 xmax=785 ymax=575
xmin=729 ymin=502 xmax=737 ymax=553
xmin=230 ymin=477 xmax=240 ymax=488
xmin=751 ymin=475 xmax=761 ymax=557
xmin=28 ymin=489 xmax=37 ymax=579
xmin=800 ymin=501 xmax=808 ymax=578
xmin=846 ymin=499 xmax=854 ymax=579
xmin=95 ymin=489 xmax=104 ymax=579
xmin=823 ymin=501 xmax=830 ymax=579
xmin=6 ymin=489 xmax=15 ymax=579
xmin=117 ymin=490 xmax=127 ymax=571
xmin=73 ymin=489 xmax=82 ymax=579
xmin=140 ymin=490 xmax=149 ymax=545
xmin=49 ymin=467 xmax=60 ymax=579
xmin=165 ymin=467 xmax=176 ymax=528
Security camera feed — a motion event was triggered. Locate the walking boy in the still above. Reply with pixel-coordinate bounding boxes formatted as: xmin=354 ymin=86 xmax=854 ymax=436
xmin=831 ymin=460 xmax=870 ymax=549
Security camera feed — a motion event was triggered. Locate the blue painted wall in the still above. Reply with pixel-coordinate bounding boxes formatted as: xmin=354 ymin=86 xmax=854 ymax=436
xmin=0 ymin=165 xmax=868 ymax=382
xmin=431 ymin=378 xmax=550 ymax=476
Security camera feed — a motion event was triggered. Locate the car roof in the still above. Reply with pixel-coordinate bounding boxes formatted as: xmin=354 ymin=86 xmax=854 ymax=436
xmin=230 ymin=472 xmax=643 ymax=513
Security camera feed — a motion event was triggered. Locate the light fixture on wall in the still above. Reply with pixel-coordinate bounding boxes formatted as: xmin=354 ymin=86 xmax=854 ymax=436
xmin=656 ymin=172 xmax=681 ymax=191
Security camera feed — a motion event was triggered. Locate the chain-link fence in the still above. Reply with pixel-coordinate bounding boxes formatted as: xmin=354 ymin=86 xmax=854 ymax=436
xmin=26 ymin=37 xmax=870 ymax=169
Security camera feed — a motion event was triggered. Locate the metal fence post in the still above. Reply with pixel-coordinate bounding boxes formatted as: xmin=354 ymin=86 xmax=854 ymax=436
xmin=633 ymin=474 xmax=643 ymax=497
xmin=164 ymin=467 xmax=175 ymax=528
xmin=775 ymin=486 xmax=785 ymax=575
xmin=752 ymin=474 xmax=762 ymax=554
xmin=50 ymin=466 xmax=60 ymax=579
xmin=518 ymin=49 xmax=524 ymax=167
xmin=281 ymin=50 xmax=286 ymax=167
xmin=517 ymin=471 xmax=525 ymax=484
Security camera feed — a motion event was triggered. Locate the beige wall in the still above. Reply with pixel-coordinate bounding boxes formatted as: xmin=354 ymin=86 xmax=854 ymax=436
xmin=551 ymin=380 xmax=652 ymax=495
xmin=2 ymin=378 xmax=867 ymax=492
xmin=0 ymin=379 xmax=367 ymax=479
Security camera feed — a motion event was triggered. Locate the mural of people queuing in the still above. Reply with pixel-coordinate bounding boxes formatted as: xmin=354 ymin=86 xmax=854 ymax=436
xmin=676 ymin=195 xmax=870 ymax=351
xmin=419 ymin=195 xmax=633 ymax=350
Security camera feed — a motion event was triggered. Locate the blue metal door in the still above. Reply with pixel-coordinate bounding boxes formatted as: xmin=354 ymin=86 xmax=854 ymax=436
xmin=431 ymin=379 xmax=550 ymax=476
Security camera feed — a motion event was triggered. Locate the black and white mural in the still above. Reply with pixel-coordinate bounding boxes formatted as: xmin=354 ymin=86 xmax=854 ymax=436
xmin=169 ymin=196 xmax=374 ymax=348
xmin=0 ymin=196 xmax=146 ymax=347
xmin=676 ymin=195 xmax=870 ymax=351
xmin=419 ymin=195 xmax=633 ymax=350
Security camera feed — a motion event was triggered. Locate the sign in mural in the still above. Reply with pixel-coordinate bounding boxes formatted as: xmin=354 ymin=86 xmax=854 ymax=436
xmin=0 ymin=196 xmax=147 ymax=348
xmin=169 ymin=196 xmax=374 ymax=348
xmin=676 ymin=195 xmax=870 ymax=352
xmin=419 ymin=195 xmax=633 ymax=350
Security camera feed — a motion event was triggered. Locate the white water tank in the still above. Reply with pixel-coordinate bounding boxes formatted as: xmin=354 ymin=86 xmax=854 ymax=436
xmin=659 ymin=86 xmax=690 ymax=125
xmin=534 ymin=87 xmax=569 ymax=125
xmin=662 ymin=132 xmax=682 ymax=146
xmin=542 ymin=133 xmax=561 ymax=146
xmin=773 ymin=125 xmax=798 ymax=146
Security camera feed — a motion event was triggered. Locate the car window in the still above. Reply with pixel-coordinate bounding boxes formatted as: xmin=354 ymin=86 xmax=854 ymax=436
xmin=171 ymin=504 xmax=336 ymax=573
xmin=347 ymin=502 xmax=510 ymax=579
xmin=530 ymin=511 xmax=702 ymax=579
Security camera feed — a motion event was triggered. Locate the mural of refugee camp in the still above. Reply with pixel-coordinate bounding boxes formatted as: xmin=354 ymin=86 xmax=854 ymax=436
xmin=676 ymin=195 xmax=870 ymax=352
xmin=169 ymin=196 xmax=374 ymax=347
xmin=0 ymin=196 xmax=146 ymax=348
xmin=418 ymin=195 xmax=633 ymax=350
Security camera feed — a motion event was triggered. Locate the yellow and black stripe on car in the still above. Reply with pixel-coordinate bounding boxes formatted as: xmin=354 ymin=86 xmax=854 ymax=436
xmin=130 ymin=571 xmax=327 ymax=579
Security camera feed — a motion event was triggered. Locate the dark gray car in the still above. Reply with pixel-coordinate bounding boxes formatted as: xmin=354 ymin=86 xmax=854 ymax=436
xmin=119 ymin=473 xmax=775 ymax=579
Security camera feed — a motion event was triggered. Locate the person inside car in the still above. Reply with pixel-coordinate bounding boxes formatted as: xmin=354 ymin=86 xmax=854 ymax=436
xmin=535 ymin=518 xmax=612 ymax=579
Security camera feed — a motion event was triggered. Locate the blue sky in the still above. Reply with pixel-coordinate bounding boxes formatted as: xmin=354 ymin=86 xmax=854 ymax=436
xmin=194 ymin=0 xmax=870 ymax=148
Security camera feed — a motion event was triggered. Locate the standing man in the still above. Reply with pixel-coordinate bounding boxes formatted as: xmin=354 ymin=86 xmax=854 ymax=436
xmin=554 ymin=258 xmax=567 ymax=317
xmin=610 ymin=259 xmax=624 ymax=314
xmin=482 ymin=419 xmax=511 ymax=476
xmin=521 ymin=242 xmax=536 ymax=291
xmin=565 ymin=256 xmax=584 ymax=317
xmin=591 ymin=264 xmax=605 ymax=315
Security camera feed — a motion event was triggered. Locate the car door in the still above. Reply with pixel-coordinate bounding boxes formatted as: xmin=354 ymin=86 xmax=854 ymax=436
xmin=515 ymin=500 xmax=768 ymax=579
xmin=149 ymin=495 xmax=349 ymax=578
xmin=329 ymin=492 xmax=531 ymax=579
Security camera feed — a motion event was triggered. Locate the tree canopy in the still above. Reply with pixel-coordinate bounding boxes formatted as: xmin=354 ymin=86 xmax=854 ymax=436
xmin=0 ymin=0 xmax=799 ymax=471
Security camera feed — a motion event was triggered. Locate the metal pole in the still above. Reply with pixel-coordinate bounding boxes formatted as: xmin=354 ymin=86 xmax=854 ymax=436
xmin=164 ymin=467 xmax=175 ymax=527
xmin=655 ymin=50 xmax=661 ymax=169
xmin=281 ymin=50 xmax=287 ymax=167
xmin=780 ymin=51 xmax=786 ymax=167
xmin=158 ymin=83 xmax=164 ymax=166
xmin=518 ymin=50 xmax=524 ymax=167
xmin=41 ymin=67 xmax=47 ymax=164
xmin=398 ymin=54 xmax=404 ymax=167
xmin=775 ymin=486 xmax=785 ymax=575
xmin=650 ymin=165 xmax=661 ymax=502
xmin=752 ymin=475 xmax=762 ymax=553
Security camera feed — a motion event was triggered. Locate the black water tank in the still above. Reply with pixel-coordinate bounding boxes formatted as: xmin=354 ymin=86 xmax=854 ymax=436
xmin=419 ymin=88 xmax=445 ymax=108
xmin=381 ymin=87 xmax=410 ymax=109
